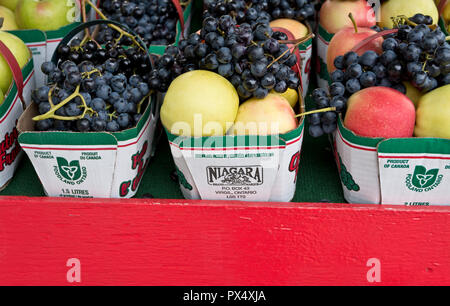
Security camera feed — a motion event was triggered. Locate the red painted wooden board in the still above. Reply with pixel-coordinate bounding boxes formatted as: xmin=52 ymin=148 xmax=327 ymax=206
xmin=0 ymin=196 xmax=449 ymax=286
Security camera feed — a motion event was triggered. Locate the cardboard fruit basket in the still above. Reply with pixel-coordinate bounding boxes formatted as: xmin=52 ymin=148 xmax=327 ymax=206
xmin=0 ymin=37 xmax=35 ymax=191
xmin=16 ymin=20 xmax=161 ymax=199
xmin=167 ymin=112 xmax=305 ymax=203
xmin=166 ymin=57 xmax=307 ymax=202
xmin=334 ymin=117 xmax=450 ymax=206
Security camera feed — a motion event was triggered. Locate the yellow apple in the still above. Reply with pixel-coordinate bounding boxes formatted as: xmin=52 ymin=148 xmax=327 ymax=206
xmin=0 ymin=5 xmax=18 ymax=30
xmin=379 ymin=0 xmax=439 ymax=28
xmin=231 ymin=94 xmax=298 ymax=136
xmin=0 ymin=30 xmax=30 ymax=94
xmin=271 ymin=88 xmax=298 ymax=108
xmin=415 ymin=85 xmax=450 ymax=139
xmin=269 ymin=18 xmax=309 ymax=39
xmin=0 ymin=87 xmax=4 ymax=105
xmin=0 ymin=0 xmax=18 ymax=11
xmin=161 ymin=70 xmax=239 ymax=137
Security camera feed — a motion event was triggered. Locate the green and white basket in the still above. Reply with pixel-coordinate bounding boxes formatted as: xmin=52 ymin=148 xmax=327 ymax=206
xmin=0 ymin=40 xmax=35 ymax=190
xmin=334 ymin=117 xmax=450 ymax=206
xmin=17 ymin=20 xmax=160 ymax=199
xmin=168 ymin=121 xmax=306 ymax=202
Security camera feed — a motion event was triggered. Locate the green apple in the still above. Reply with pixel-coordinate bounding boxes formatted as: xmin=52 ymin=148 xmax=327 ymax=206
xmin=161 ymin=70 xmax=239 ymax=137
xmin=0 ymin=30 xmax=30 ymax=93
xmin=0 ymin=5 xmax=18 ymax=30
xmin=415 ymin=85 xmax=450 ymax=139
xmin=15 ymin=0 xmax=74 ymax=31
xmin=0 ymin=0 xmax=18 ymax=11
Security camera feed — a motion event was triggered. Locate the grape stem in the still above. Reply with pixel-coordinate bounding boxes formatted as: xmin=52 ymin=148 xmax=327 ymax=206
xmin=295 ymin=107 xmax=337 ymax=119
xmin=33 ymin=85 xmax=95 ymax=122
xmin=137 ymin=92 xmax=153 ymax=114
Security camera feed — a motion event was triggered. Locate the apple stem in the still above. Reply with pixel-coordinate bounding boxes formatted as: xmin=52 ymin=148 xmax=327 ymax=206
xmin=349 ymin=13 xmax=358 ymax=34
xmin=351 ymin=29 xmax=399 ymax=54
xmin=295 ymin=107 xmax=337 ymax=118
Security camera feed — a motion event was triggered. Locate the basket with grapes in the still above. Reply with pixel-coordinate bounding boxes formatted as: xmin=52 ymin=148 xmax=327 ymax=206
xmin=310 ymin=14 xmax=450 ymax=206
xmin=92 ymin=0 xmax=193 ymax=55
xmin=147 ymin=14 xmax=321 ymax=202
xmin=17 ymin=20 xmax=160 ymax=199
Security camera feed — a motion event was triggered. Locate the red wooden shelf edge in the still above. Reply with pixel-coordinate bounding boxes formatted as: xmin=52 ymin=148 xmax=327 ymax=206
xmin=0 ymin=196 xmax=449 ymax=286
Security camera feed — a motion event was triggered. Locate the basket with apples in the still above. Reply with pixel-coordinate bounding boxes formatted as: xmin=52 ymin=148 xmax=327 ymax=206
xmin=147 ymin=13 xmax=326 ymax=202
xmin=311 ymin=3 xmax=450 ymax=206
xmin=0 ymin=28 xmax=35 ymax=190
xmin=92 ymin=0 xmax=194 ymax=55
xmin=17 ymin=19 xmax=161 ymax=199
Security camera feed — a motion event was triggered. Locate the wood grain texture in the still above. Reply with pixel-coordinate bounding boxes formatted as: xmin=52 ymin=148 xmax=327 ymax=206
xmin=0 ymin=196 xmax=449 ymax=286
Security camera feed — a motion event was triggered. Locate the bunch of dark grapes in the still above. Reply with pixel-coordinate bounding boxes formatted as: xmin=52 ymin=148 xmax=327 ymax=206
xmin=56 ymin=39 xmax=152 ymax=79
xmin=309 ymin=13 xmax=450 ymax=138
xmin=97 ymin=0 xmax=181 ymax=47
xmin=148 ymin=15 xmax=300 ymax=100
xmin=203 ymin=0 xmax=316 ymax=26
xmin=31 ymin=41 xmax=152 ymax=133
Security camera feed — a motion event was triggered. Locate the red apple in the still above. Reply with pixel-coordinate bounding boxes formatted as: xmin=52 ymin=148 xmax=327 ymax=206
xmin=319 ymin=0 xmax=376 ymax=34
xmin=344 ymin=87 xmax=416 ymax=139
xmin=327 ymin=26 xmax=383 ymax=73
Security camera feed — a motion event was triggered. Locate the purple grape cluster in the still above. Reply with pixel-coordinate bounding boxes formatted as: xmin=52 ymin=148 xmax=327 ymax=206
xmin=148 ymin=15 xmax=300 ymax=100
xmin=203 ymin=0 xmax=316 ymax=25
xmin=32 ymin=41 xmax=151 ymax=133
xmin=97 ymin=0 xmax=181 ymax=47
